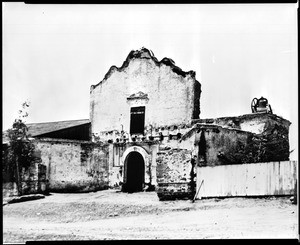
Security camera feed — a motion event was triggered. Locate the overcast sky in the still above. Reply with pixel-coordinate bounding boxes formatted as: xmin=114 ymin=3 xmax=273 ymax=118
xmin=3 ymin=3 xmax=298 ymax=159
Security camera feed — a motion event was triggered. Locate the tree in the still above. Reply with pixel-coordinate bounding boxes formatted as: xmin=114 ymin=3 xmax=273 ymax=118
xmin=4 ymin=101 xmax=36 ymax=196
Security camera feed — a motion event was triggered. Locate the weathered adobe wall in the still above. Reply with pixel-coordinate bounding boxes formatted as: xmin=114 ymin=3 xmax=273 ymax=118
xmin=90 ymin=49 xmax=201 ymax=137
xmin=108 ymin=142 xmax=159 ymax=189
xmin=34 ymin=139 xmax=110 ymax=192
xmin=193 ymin=113 xmax=291 ymax=135
xmin=188 ymin=123 xmax=290 ymax=166
xmin=94 ymin=123 xmax=193 ymax=147
xmin=94 ymin=123 xmax=193 ymax=143
xmin=156 ymin=149 xmax=196 ymax=200
xmin=196 ymin=126 xmax=255 ymax=166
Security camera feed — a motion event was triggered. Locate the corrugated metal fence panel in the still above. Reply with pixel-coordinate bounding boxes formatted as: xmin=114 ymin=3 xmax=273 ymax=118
xmin=196 ymin=161 xmax=297 ymax=198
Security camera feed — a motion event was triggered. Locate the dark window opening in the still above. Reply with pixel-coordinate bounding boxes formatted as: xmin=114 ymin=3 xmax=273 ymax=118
xmin=130 ymin=106 xmax=145 ymax=135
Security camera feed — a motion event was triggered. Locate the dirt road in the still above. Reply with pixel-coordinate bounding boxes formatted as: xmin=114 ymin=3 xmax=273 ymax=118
xmin=3 ymin=190 xmax=298 ymax=242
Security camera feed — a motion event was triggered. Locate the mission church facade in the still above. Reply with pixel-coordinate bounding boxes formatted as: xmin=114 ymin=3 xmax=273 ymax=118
xmin=89 ymin=48 xmax=201 ymax=193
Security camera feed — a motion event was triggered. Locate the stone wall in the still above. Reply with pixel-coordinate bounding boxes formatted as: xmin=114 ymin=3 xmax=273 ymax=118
xmin=2 ymin=163 xmax=47 ymax=197
xmin=34 ymin=139 xmax=110 ymax=192
xmin=3 ymin=139 xmax=160 ymax=195
xmin=2 ymin=144 xmax=48 ymax=197
xmin=156 ymin=148 xmax=195 ymax=200
xmin=20 ymin=161 xmax=48 ymax=195
xmin=90 ymin=48 xmax=201 ymax=139
xmin=195 ymin=125 xmax=255 ymax=166
xmin=193 ymin=113 xmax=291 ymax=135
xmin=182 ymin=122 xmax=290 ymax=167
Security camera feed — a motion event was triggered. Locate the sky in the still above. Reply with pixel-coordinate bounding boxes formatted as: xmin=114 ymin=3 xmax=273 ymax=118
xmin=2 ymin=3 xmax=298 ymax=160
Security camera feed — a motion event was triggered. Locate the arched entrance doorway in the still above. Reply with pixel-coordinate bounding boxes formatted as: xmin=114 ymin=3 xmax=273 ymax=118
xmin=123 ymin=152 xmax=145 ymax=193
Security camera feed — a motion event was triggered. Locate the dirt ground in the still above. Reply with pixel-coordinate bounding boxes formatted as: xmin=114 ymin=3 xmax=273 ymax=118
xmin=3 ymin=189 xmax=299 ymax=242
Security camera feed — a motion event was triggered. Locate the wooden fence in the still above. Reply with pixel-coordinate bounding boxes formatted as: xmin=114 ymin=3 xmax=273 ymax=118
xmin=196 ymin=161 xmax=297 ymax=198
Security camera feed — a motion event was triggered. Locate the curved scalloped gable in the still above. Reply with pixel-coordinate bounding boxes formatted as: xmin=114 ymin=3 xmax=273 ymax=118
xmin=90 ymin=48 xmax=197 ymax=92
xmin=90 ymin=47 xmax=201 ymax=135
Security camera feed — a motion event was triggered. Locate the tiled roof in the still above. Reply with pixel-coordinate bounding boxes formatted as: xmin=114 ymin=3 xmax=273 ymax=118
xmin=26 ymin=119 xmax=90 ymax=137
xmin=2 ymin=119 xmax=90 ymax=143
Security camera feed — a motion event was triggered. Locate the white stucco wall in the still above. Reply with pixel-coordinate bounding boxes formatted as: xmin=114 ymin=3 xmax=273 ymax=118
xmin=34 ymin=139 xmax=110 ymax=192
xmin=90 ymin=53 xmax=199 ymax=136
